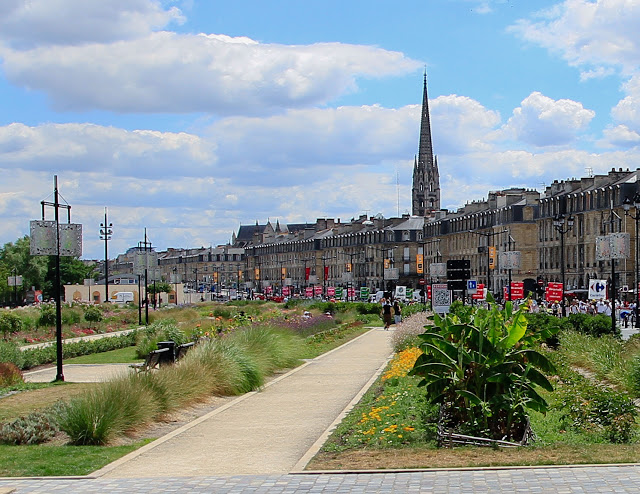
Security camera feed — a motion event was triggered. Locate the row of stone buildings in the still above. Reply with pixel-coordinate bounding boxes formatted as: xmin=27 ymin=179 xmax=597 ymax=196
xmin=102 ymin=75 xmax=640 ymax=301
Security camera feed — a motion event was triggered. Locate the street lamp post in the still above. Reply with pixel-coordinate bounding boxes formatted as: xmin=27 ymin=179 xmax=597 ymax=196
xmin=137 ymin=230 xmax=152 ymax=325
xmin=553 ymin=214 xmax=574 ymax=317
xmin=99 ymin=208 xmax=113 ymax=303
xmin=623 ymin=194 xmax=640 ymax=329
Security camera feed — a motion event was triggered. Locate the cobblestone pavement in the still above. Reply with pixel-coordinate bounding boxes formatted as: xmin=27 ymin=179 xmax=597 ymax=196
xmin=2 ymin=466 xmax=640 ymax=493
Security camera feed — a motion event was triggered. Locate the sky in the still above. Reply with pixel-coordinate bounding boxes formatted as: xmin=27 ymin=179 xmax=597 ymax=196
xmin=2 ymin=0 xmax=640 ymax=260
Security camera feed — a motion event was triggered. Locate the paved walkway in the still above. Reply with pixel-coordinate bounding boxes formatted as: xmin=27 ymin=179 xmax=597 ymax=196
xmin=4 ymin=326 xmax=640 ymax=493
xmin=24 ymin=363 xmax=132 ymax=383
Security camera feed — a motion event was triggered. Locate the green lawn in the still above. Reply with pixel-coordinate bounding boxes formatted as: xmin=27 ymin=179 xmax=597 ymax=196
xmin=0 ymin=441 xmax=153 ymax=477
xmin=64 ymin=346 xmax=142 ymax=364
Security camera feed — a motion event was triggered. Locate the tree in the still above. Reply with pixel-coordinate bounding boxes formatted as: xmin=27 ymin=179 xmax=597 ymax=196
xmin=146 ymin=282 xmax=173 ymax=295
xmin=0 ymin=236 xmax=48 ymax=302
xmin=43 ymin=256 xmax=97 ymax=298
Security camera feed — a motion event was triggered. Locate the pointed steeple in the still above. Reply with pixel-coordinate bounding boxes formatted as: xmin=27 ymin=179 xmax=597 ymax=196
xmin=417 ymin=71 xmax=434 ymax=171
xmin=412 ymin=72 xmax=440 ymax=216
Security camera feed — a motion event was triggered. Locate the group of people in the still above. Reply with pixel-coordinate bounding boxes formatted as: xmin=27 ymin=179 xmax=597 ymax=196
xmin=520 ymin=298 xmax=637 ymax=325
xmin=380 ymin=298 xmax=402 ymax=330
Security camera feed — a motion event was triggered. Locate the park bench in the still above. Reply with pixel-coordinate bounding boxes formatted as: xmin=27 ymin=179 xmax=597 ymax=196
xmin=176 ymin=342 xmax=195 ymax=360
xmin=130 ymin=347 xmax=170 ymax=373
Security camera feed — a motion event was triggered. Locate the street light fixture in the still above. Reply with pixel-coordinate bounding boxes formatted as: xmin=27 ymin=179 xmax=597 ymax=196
xmin=553 ymin=214 xmax=574 ymax=317
xmin=623 ymin=194 xmax=640 ymax=328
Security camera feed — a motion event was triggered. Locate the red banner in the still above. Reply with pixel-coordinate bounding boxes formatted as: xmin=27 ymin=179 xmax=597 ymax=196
xmin=347 ymin=288 xmax=356 ymax=298
xmin=510 ymin=281 xmax=524 ymax=300
xmin=314 ymin=286 xmax=322 ymax=295
xmin=305 ymin=267 xmax=310 ymax=281
xmin=265 ymin=286 xmax=273 ymax=294
xmin=305 ymin=287 xmax=313 ymax=298
xmin=324 ymin=266 xmax=329 ymax=280
xmin=327 ymin=287 xmax=335 ymax=297
xmin=427 ymin=285 xmax=432 ymax=300
xmin=546 ymin=282 xmax=563 ymax=302
xmin=472 ymin=284 xmax=485 ymax=300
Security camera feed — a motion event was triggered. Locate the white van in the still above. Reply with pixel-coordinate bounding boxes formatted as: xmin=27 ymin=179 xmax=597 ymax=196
xmin=110 ymin=291 xmax=134 ymax=304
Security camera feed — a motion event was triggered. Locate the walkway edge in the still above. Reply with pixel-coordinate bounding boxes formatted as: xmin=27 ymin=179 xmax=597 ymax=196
xmin=90 ymin=327 xmax=378 ymax=478
xmin=291 ymin=346 xmax=393 ymax=473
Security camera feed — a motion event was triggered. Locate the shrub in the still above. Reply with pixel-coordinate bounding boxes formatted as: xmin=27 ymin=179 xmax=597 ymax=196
xmin=0 ymin=362 xmax=24 ymax=387
xmin=61 ymin=307 xmax=82 ymax=325
xmin=0 ymin=411 xmax=59 ymax=445
xmin=354 ymin=303 xmax=381 ymax=315
xmin=83 ymin=305 xmax=103 ymax=329
xmin=0 ymin=311 xmax=24 ymax=339
xmin=57 ymin=376 xmax=157 ymax=445
xmin=411 ymin=295 xmax=558 ymax=442
xmin=136 ymin=320 xmax=187 ymax=358
xmin=38 ymin=304 xmax=56 ymax=328
xmin=0 ymin=341 xmax=25 ymax=369
xmin=391 ymin=312 xmax=431 ymax=352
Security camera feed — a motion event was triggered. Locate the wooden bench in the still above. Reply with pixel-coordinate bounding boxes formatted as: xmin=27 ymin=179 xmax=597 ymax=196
xmin=176 ymin=342 xmax=195 ymax=360
xmin=130 ymin=347 xmax=170 ymax=372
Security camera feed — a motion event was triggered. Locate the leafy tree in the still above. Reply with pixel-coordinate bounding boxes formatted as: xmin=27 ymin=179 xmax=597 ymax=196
xmin=83 ymin=305 xmax=103 ymax=329
xmin=43 ymin=256 xmax=97 ymax=299
xmin=0 ymin=311 xmax=23 ymax=339
xmin=146 ymin=282 xmax=173 ymax=295
xmin=410 ymin=294 xmax=558 ymax=442
xmin=0 ymin=236 xmax=48 ymax=302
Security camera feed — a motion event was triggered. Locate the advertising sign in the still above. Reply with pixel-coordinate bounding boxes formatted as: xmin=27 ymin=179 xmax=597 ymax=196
xmin=546 ymin=282 xmax=563 ymax=302
xmin=430 ymin=263 xmax=447 ymax=277
xmin=427 ymin=284 xmax=432 ymax=300
xmin=334 ymin=287 xmax=343 ymax=298
xmin=589 ymin=279 xmax=607 ymax=300
xmin=327 ymin=286 xmax=335 ymax=297
xmin=499 ymin=251 xmax=522 ymax=270
xmin=432 ymin=283 xmax=452 ymax=313
xmin=347 ymin=288 xmax=356 ymax=299
xmin=472 ymin=283 xmax=485 ymax=300
xmin=360 ymin=287 xmax=370 ymax=300
xmin=406 ymin=288 xmax=413 ymax=299
xmin=305 ymin=287 xmax=313 ymax=297
xmin=314 ymin=286 xmax=323 ymax=295
xmin=510 ymin=281 xmax=524 ymax=300
xmin=282 ymin=286 xmax=290 ymax=296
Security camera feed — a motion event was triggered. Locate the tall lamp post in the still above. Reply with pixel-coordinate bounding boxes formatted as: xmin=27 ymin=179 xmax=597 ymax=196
xmin=553 ymin=214 xmax=574 ymax=317
xmin=623 ymin=194 xmax=640 ymax=329
xmin=99 ymin=208 xmax=113 ymax=303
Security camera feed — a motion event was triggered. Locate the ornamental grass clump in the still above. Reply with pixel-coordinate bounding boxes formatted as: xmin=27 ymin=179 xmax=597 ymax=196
xmin=410 ymin=294 xmax=558 ymax=443
xmin=391 ymin=312 xmax=432 ymax=352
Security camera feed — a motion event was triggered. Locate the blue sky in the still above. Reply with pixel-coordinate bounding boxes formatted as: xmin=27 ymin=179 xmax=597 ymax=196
xmin=1 ymin=0 xmax=640 ymax=260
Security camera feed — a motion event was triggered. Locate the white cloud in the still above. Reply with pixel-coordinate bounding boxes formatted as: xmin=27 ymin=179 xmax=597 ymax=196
xmin=501 ymin=91 xmax=594 ymax=146
xmin=599 ymin=124 xmax=640 ymax=148
xmin=0 ymin=0 xmax=183 ymax=48
xmin=430 ymin=95 xmax=501 ymax=154
xmin=509 ymin=0 xmax=640 ymax=76
xmin=611 ymin=74 xmax=640 ymax=130
xmin=0 ymin=123 xmax=216 ymax=177
xmin=0 ymin=33 xmax=420 ymax=115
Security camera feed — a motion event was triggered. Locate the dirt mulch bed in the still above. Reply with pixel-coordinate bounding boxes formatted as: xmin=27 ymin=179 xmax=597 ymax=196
xmin=307 ymin=445 xmax=640 ymax=471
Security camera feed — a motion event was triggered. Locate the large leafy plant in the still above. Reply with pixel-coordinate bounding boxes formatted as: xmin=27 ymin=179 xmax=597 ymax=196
xmin=410 ymin=294 xmax=558 ymax=441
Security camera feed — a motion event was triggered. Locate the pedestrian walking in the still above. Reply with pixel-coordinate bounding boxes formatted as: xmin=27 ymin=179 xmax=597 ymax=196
xmin=381 ymin=298 xmax=392 ymax=330
xmin=393 ymin=300 xmax=402 ymax=325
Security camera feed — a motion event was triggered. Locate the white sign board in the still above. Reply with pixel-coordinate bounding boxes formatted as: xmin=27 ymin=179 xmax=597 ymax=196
xmin=596 ymin=234 xmax=630 ymax=261
xmin=499 ymin=251 xmax=521 ymax=270
xmin=394 ymin=286 xmax=407 ymax=299
xmin=588 ymin=279 xmax=607 ymax=300
xmin=430 ymin=262 xmax=447 ymax=277
xmin=30 ymin=220 xmax=83 ymax=257
xmin=8 ymin=275 xmax=22 ymax=287
xmin=384 ymin=268 xmax=399 ymax=280
xmin=308 ymin=275 xmax=318 ymax=284
xmin=431 ymin=283 xmax=452 ymax=313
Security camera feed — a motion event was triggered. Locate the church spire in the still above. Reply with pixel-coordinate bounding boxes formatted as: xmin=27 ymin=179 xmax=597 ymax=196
xmin=418 ymin=71 xmax=434 ymax=171
xmin=412 ymin=72 xmax=440 ymax=216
